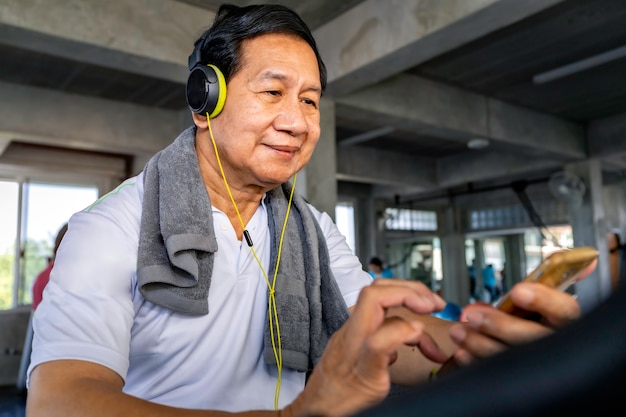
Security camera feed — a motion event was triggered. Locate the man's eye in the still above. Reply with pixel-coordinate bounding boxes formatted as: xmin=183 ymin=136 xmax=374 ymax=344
xmin=302 ymin=98 xmax=318 ymax=108
xmin=267 ymin=90 xmax=281 ymax=96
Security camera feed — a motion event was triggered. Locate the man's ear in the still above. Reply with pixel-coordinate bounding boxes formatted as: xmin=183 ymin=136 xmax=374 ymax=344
xmin=191 ymin=112 xmax=209 ymax=128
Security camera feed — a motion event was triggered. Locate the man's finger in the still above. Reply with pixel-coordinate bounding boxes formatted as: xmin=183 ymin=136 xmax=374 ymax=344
xmin=508 ymin=283 xmax=581 ymax=325
xmin=356 ymin=317 xmax=425 ymax=379
xmin=348 ymin=283 xmax=445 ymax=339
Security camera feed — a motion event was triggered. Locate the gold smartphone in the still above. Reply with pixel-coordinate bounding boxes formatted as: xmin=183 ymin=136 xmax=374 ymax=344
xmin=433 ymin=247 xmax=598 ymax=379
xmin=493 ymin=246 xmax=598 ymax=318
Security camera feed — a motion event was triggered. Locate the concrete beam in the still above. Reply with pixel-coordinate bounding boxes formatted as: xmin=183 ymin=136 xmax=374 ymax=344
xmin=488 ymin=97 xmax=585 ymax=158
xmin=317 ymin=0 xmax=567 ymax=95
xmin=0 ymin=137 xmax=10 ymax=157
xmin=0 ymin=0 xmax=213 ymax=81
xmin=603 ymin=155 xmax=626 ymax=170
xmin=437 ymin=149 xmax=562 ymax=188
xmin=0 ymin=81 xmax=182 ymax=156
xmin=336 ymin=73 xmax=586 ymax=158
xmin=588 ymin=111 xmax=626 ymax=157
xmin=371 ymin=183 xmax=427 ymax=199
xmin=337 ymin=145 xmax=436 ymax=189
xmin=0 ymin=24 xmax=188 ymax=84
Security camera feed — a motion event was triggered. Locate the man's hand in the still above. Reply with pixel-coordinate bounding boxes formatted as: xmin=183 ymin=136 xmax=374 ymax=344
xmin=286 ymin=279 xmax=448 ymax=417
xmin=449 ymin=260 xmax=596 ymax=366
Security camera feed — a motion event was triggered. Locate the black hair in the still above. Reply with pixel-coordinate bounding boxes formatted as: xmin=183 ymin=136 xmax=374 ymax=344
xmin=53 ymin=223 xmax=68 ymax=256
xmin=369 ymin=257 xmax=384 ymax=267
xmin=191 ymin=3 xmax=327 ymax=93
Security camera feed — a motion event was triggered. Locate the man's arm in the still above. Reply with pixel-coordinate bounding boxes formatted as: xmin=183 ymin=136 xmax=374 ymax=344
xmin=28 ymin=279 xmax=449 ymax=417
xmin=27 ymin=360 xmax=282 ymax=417
xmin=27 ymin=277 xmax=587 ymax=417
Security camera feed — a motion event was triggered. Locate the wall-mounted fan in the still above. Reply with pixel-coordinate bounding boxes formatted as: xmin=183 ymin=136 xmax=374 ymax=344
xmin=548 ymin=171 xmax=586 ymax=207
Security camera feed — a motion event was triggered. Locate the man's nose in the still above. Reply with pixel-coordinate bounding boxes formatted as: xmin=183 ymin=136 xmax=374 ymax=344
xmin=274 ymin=98 xmax=308 ymax=135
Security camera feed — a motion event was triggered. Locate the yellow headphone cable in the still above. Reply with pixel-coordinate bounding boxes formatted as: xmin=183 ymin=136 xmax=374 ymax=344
xmin=206 ymin=113 xmax=296 ymax=410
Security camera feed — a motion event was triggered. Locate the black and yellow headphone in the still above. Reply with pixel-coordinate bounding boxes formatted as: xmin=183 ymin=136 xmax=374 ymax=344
xmin=185 ymin=36 xmax=227 ymax=119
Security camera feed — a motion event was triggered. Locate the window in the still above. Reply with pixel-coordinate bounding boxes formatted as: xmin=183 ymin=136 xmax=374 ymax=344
xmin=0 ymin=181 xmax=19 ymax=309
xmin=384 ymin=208 xmax=437 ymax=231
xmin=0 ymin=180 xmax=98 ymax=309
xmin=468 ymin=201 xmax=569 ymax=231
xmin=335 ymin=202 xmax=356 ymax=254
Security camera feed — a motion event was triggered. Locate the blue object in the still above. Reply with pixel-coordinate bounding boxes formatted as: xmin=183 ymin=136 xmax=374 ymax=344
xmin=431 ymin=302 xmax=462 ymax=321
xmin=368 ymin=267 xmax=394 ymax=279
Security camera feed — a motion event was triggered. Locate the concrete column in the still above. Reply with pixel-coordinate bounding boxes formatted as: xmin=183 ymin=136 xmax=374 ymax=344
xmin=304 ymin=98 xmax=337 ymax=220
xmin=374 ymin=198 xmax=387 ymax=263
xmin=356 ymin=194 xmax=377 ymax=265
xmin=566 ymin=160 xmax=611 ymax=313
xmin=503 ymin=233 xmax=526 ymax=292
xmin=439 ymin=205 xmax=469 ymax=305
xmin=603 ymin=185 xmax=626 ymax=235
xmin=473 ymin=239 xmax=485 ymax=301
xmin=603 ymin=185 xmax=626 ymax=291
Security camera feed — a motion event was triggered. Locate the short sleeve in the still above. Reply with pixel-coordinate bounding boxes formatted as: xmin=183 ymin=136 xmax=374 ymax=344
xmin=28 ymin=177 xmax=143 ymax=385
xmin=307 ymin=204 xmax=371 ymax=308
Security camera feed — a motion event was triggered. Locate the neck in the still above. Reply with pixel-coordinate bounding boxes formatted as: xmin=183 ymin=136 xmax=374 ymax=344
xmin=195 ymin=131 xmax=272 ymax=239
xmin=208 ymin=184 xmax=264 ymax=239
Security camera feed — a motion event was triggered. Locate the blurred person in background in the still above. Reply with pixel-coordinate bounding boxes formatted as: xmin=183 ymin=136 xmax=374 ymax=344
xmin=368 ymin=256 xmax=394 ymax=278
xmin=31 ymin=223 xmax=68 ymax=311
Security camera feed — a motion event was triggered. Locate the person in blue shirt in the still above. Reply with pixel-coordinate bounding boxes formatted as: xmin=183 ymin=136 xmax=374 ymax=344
xmin=482 ymin=264 xmax=498 ymax=302
xmin=368 ymin=256 xmax=393 ymax=278
xmin=468 ymin=261 xmax=476 ymax=299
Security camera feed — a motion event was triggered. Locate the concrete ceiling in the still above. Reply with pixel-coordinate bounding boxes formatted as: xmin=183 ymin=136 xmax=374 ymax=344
xmin=1 ymin=0 xmax=625 ymax=203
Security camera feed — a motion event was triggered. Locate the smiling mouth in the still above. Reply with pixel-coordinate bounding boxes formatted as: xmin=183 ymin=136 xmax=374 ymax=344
xmin=268 ymin=144 xmax=301 ymax=154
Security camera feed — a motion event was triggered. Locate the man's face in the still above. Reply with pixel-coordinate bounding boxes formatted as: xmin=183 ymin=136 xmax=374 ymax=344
xmin=369 ymin=264 xmax=382 ymax=274
xmin=208 ymin=33 xmax=322 ymax=189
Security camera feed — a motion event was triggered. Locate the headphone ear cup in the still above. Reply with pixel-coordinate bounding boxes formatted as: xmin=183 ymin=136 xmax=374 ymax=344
xmin=186 ymin=64 xmax=227 ymax=119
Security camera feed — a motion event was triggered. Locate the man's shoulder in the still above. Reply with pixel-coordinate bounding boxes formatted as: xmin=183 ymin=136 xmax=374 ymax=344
xmin=84 ymin=173 xmax=144 ymax=214
xmin=72 ymin=173 xmax=144 ymax=239
xmin=304 ymin=202 xmax=328 ymax=225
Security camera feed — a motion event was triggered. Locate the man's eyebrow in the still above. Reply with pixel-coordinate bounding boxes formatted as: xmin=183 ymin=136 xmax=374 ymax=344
xmin=260 ymin=70 xmax=287 ymax=81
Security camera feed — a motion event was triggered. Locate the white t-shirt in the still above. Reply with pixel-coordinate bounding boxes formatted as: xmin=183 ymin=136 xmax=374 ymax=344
xmin=28 ymin=173 xmax=371 ymax=411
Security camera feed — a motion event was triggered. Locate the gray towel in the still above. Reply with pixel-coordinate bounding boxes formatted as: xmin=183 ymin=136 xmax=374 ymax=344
xmin=264 ymin=184 xmax=350 ymax=371
xmin=137 ymin=126 xmax=349 ymax=372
